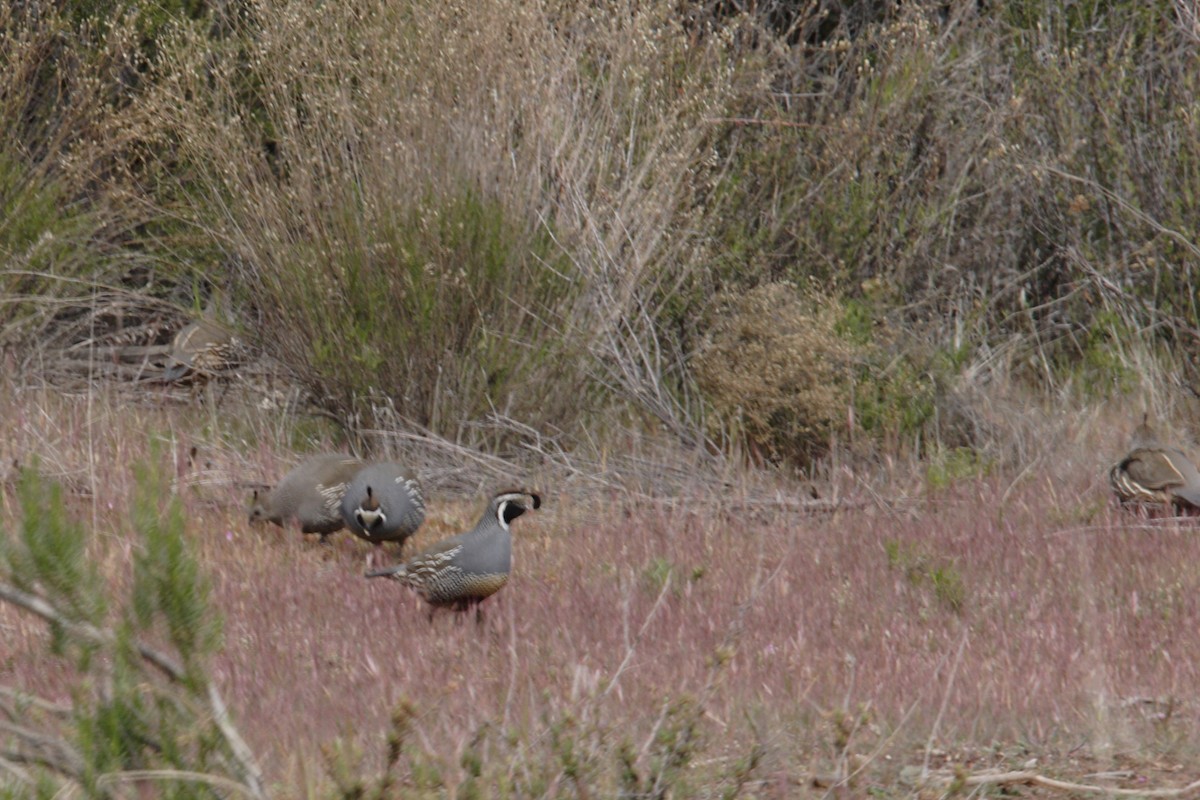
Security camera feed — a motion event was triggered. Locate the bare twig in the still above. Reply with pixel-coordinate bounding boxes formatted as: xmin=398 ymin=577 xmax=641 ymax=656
xmin=920 ymin=628 xmax=969 ymax=781
xmin=0 ymin=754 xmax=34 ymax=787
xmin=206 ymin=684 xmax=266 ymax=799
xmin=0 ymin=720 xmax=85 ymax=778
xmin=0 ymin=581 xmax=267 ymax=800
xmin=1036 ymin=164 xmax=1200 ymax=261
xmin=936 ymin=769 xmax=1200 ymax=797
xmin=97 ymin=768 xmax=264 ymax=798
xmin=601 ymin=570 xmax=673 ymax=702
xmin=0 ymin=685 xmax=72 ymax=717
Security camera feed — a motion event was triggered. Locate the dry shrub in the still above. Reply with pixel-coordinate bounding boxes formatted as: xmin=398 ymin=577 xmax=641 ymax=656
xmin=10 ymin=0 xmax=1200 ymax=464
xmin=138 ymin=0 xmax=743 ymax=445
xmin=693 ymin=282 xmax=855 ymax=466
xmin=0 ymin=4 xmax=218 ymax=369
xmin=707 ymin=0 xmax=1200 ymax=417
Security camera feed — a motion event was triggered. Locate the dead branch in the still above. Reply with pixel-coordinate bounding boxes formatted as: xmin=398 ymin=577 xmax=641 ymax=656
xmin=97 ymin=768 xmax=263 ymax=798
xmin=0 ymin=580 xmax=267 ymax=800
xmin=61 ymin=344 xmax=171 ymax=361
xmin=56 ymin=359 xmax=161 ymax=380
xmin=0 ymin=684 xmax=72 ymax=717
xmin=938 ymin=769 xmax=1200 ymax=797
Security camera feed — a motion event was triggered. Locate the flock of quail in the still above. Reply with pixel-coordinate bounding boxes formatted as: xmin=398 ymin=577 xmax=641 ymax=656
xmin=162 ymin=308 xmax=543 ymax=617
xmin=247 ymin=454 xmax=540 ymax=616
xmin=235 ymin=411 xmax=1177 ymax=620
xmin=164 ymin=305 xmax=1193 ymax=620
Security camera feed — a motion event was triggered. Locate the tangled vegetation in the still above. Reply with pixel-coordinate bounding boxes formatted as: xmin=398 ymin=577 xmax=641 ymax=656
xmin=2 ymin=0 xmax=1197 ymax=463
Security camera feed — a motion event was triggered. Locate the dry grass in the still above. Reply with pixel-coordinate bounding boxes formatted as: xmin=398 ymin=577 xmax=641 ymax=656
xmin=122 ymin=0 xmax=740 ymax=442
xmin=5 ymin=387 xmax=1200 ymax=796
xmin=5 ymin=0 xmax=1199 ymax=470
xmin=6 ymin=0 xmax=1200 ymax=792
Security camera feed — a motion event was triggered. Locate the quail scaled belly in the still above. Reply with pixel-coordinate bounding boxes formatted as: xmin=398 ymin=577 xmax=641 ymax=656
xmin=1110 ymin=414 xmax=1200 ymax=513
xmin=366 ymin=489 xmax=541 ymax=614
xmin=249 ymin=454 xmax=365 ymax=540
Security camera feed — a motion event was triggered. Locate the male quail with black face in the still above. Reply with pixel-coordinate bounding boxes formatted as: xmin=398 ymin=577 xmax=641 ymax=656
xmin=366 ymin=489 xmax=540 ymax=615
xmin=340 ymin=462 xmax=426 ymax=549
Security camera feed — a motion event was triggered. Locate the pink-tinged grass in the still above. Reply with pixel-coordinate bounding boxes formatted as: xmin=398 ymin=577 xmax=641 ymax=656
xmin=4 ymin=389 xmax=1200 ymax=794
xmin=161 ymin=478 xmax=1200 ymax=791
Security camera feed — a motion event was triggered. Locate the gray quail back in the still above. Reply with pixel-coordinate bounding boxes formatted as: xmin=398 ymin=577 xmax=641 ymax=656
xmin=249 ymin=454 xmax=365 ymax=539
xmin=366 ymin=489 xmax=540 ymax=611
xmin=340 ymin=463 xmax=426 ymax=546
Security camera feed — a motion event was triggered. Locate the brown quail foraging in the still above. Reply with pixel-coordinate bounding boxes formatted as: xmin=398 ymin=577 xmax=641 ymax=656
xmin=163 ymin=318 xmax=243 ymax=386
xmin=249 ymin=454 xmax=365 ymax=541
xmin=366 ymin=489 xmax=540 ymax=619
xmin=1110 ymin=414 xmax=1200 ymax=514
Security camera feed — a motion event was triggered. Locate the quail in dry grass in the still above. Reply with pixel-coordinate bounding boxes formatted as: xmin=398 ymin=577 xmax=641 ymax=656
xmin=365 ymin=489 xmax=540 ymax=615
xmin=1109 ymin=414 xmax=1200 ymax=513
xmin=249 ymin=454 xmax=365 ymax=541
xmin=162 ymin=317 xmax=243 ymax=386
xmin=340 ymin=462 xmax=426 ymax=554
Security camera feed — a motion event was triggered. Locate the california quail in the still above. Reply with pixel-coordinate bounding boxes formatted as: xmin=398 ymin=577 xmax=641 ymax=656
xmin=1109 ymin=414 xmax=1200 ymax=513
xmin=249 ymin=454 xmax=365 ymax=540
xmin=163 ymin=318 xmax=243 ymax=384
xmin=340 ymin=462 xmax=426 ymax=548
xmin=365 ymin=489 xmax=541 ymax=613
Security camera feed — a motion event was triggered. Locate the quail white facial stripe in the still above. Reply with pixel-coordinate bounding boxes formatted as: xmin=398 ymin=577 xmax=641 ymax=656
xmin=357 ymin=508 xmax=386 ymax=528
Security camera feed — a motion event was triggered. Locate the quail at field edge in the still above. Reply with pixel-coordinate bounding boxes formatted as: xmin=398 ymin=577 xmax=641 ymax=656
xmin=163 ymin=317 xmax=243 ymax=384
xmin=340 ymin=462 xmax=426 ymax=549
xmin=365 ymin=489 xmax=541 ymax=616
xmin=1109 ymin=414 xmax=1200 ymax=513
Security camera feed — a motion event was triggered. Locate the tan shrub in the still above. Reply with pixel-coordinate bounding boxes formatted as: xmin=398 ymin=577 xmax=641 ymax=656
xmin=693 ymin=282 xmax=857 ymax=467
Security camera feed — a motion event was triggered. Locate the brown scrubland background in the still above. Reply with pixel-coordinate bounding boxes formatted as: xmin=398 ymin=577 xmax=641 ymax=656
xmin=4 ymin=0 xmax=1200 ymax=797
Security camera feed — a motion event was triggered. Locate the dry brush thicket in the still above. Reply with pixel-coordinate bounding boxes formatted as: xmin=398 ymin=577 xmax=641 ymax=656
xmin=3 ymin=0 xmax=1198 ymax=466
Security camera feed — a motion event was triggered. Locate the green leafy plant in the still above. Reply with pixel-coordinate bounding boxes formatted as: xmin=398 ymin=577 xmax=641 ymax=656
xmin=884 ymin=538 xmax=967 ymax=615
xmin=0 ymin=462 xmax=264 ymax=799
